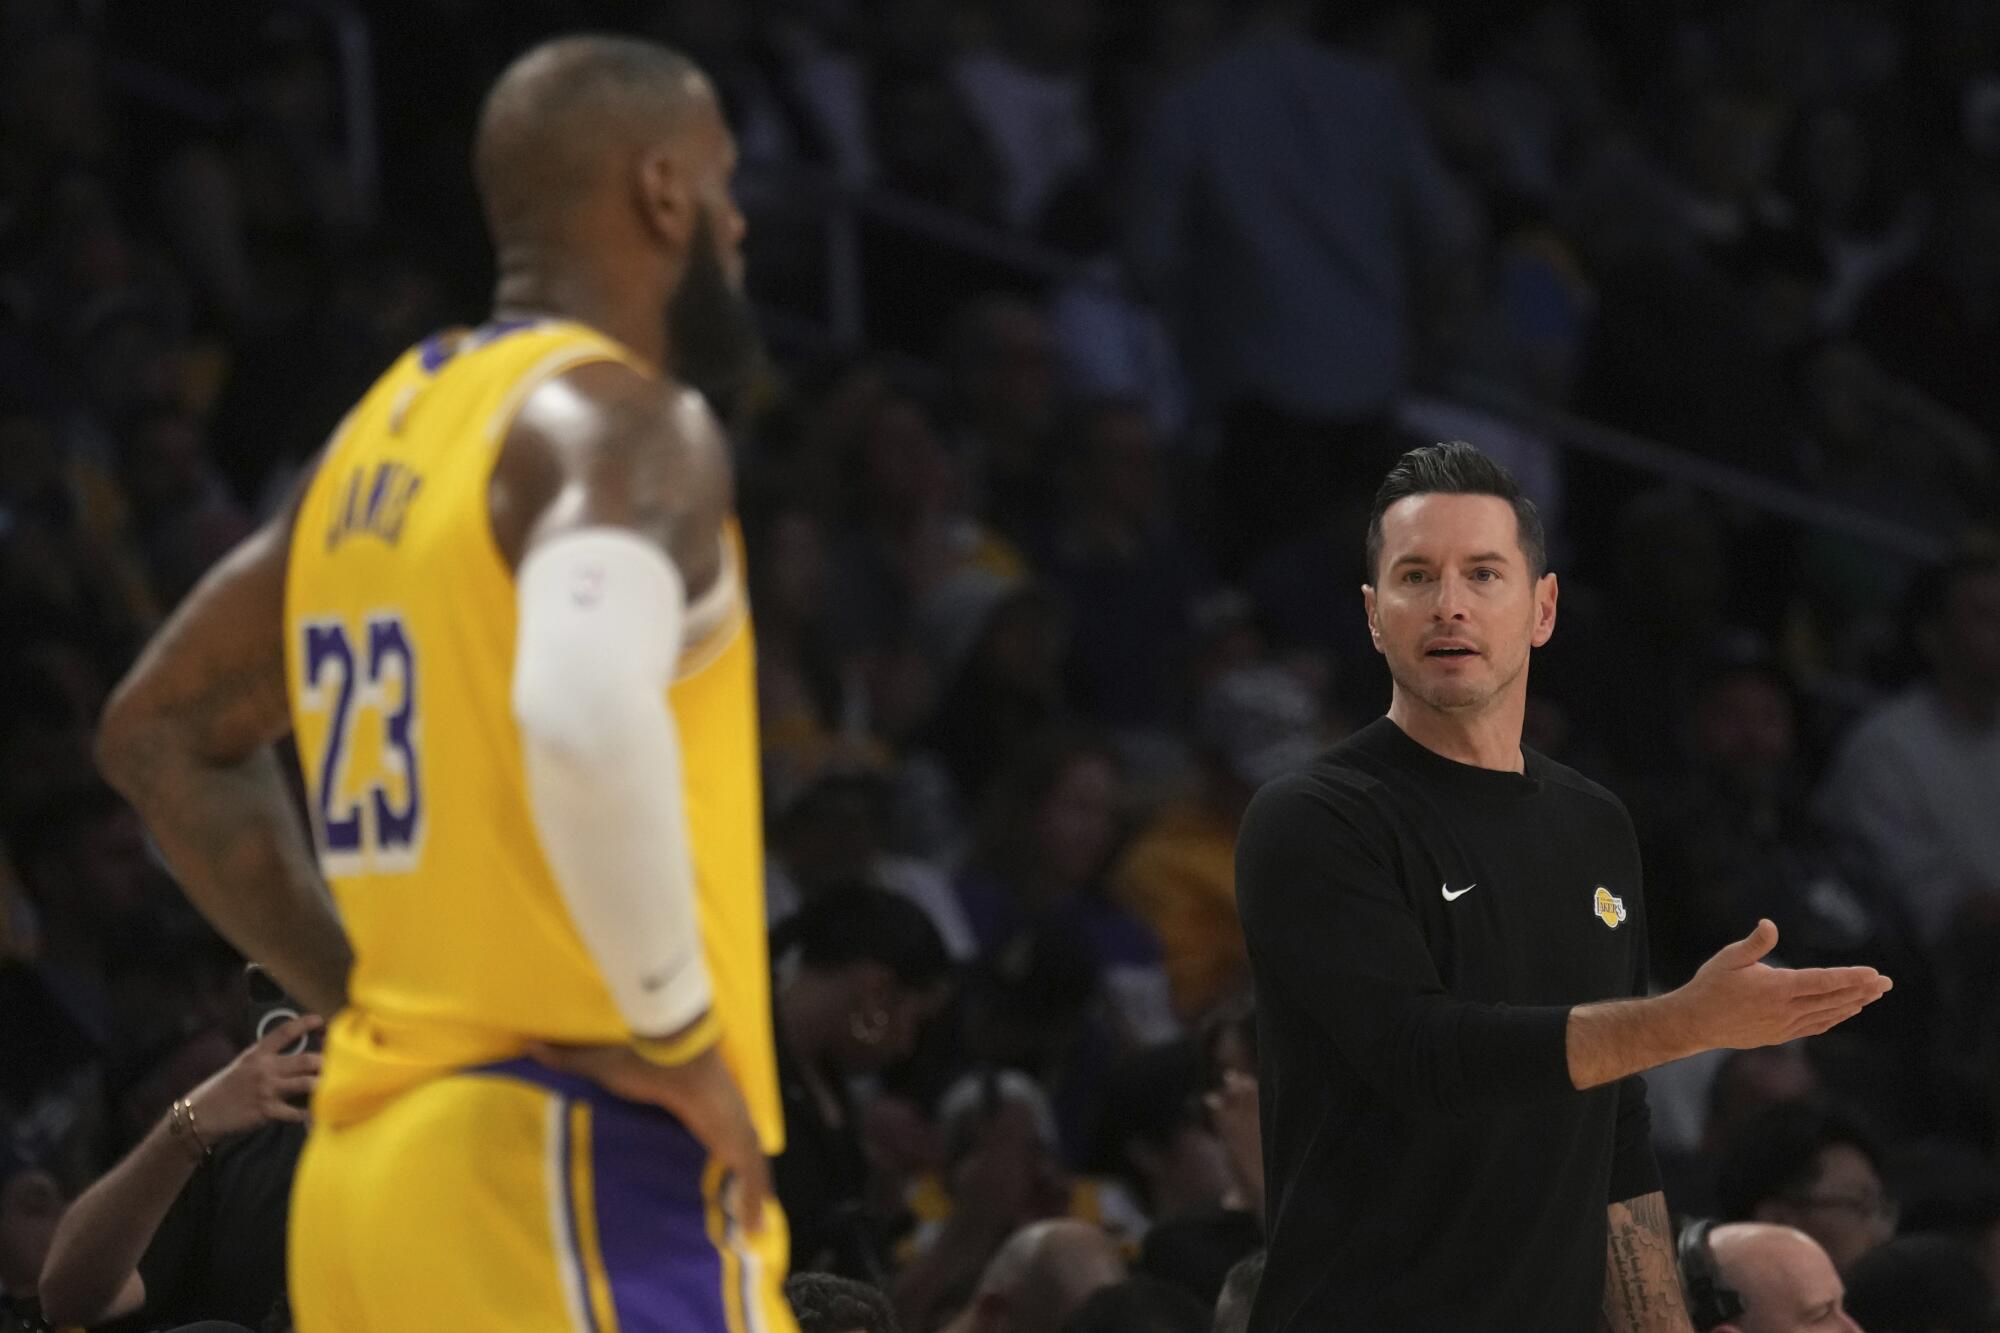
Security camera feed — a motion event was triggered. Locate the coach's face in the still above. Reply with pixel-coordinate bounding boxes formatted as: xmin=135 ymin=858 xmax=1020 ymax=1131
xmin=1363 ymin=494 xmax=1557 ymax=713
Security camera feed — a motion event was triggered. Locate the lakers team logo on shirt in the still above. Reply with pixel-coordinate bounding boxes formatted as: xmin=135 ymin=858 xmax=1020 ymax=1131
xmin=1593 ymin=887 xmax=1627 ymax=929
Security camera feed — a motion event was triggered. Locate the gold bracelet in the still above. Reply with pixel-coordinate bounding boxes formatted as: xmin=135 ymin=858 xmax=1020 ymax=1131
xmin=632 ymin=1011 xmax=722 ymax=1068
xmin=168 ymin=1098 xmax=212 ymax=1163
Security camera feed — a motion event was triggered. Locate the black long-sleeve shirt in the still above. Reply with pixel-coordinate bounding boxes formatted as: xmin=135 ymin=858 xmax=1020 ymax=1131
xmin=1236 ymin=717 xmax=1661 ymax=1331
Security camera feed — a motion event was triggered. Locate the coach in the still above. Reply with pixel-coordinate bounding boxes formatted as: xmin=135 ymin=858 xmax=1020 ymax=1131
xmin=1235 ymin=443 xmax=1892 ymax=1331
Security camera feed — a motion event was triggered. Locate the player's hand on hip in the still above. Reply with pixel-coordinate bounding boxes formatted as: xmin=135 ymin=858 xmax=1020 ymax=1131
xmin=528 ymin=1040 xmax=771 ymax=1236
xmin=1680 ymin=919 xmax=1893 ymax=1050
xmin=187 ymin=1013 xmax=324 ymax=1136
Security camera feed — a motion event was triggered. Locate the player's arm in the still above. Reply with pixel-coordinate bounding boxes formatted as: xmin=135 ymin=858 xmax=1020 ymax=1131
xmin=500 ymin=362 xmax=727 ymax=1052
xmin=96 ymin=478 xmax=353 ymax=1018
xmin=493 ymin=362 xmax=768 ymax=1229
xmin=1599 ymin=1190 xmax=1694 ymax=1333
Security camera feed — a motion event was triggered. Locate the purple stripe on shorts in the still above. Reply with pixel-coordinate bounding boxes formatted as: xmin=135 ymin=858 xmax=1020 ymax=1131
xmin=473 ymin=1058 xmax=730 ymax=1332
xmin=590 ymin=1093 xmax=729 ymax=1332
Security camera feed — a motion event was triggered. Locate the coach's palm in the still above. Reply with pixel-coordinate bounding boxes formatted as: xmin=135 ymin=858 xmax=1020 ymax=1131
xmin=530 ymin=1040 xmax=771 ymax=1235
xmin=1680 ymin=919 xmax=1892 ymax=1050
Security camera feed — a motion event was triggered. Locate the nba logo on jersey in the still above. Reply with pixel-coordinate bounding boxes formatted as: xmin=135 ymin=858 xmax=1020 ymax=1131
xmin=1593 ymin=887 xmax=1627 ymax=929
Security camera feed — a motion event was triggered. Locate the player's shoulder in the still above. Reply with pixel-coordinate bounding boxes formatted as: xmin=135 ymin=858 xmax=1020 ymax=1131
xmin=512 ymin=359 xmax=720 ymax=460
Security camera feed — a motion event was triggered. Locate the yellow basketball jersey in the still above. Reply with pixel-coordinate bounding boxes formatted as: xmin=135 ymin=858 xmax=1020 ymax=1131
xmin=283 ymin=318 xmax=781 ymax=1151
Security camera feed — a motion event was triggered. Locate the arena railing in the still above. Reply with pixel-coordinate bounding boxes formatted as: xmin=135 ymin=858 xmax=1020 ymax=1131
xmin=740 ymin=159 xmax=1946 ymax=565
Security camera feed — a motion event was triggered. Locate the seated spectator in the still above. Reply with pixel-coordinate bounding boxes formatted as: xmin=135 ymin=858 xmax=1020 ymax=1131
xmin=38 ymin=1005 xmax=317 ymax=1329
xmin=896 ymin=1071 xmax=1133 ymax=1331
xmin=0 ymin=961 xmax=106 ymax=1198
xmin=1196 ymin=998 xmax=1262 ymax=1221
xmin=771 ymin=888 xmax=954 ymax=1278
xmin=933 ymin=1219 xmax=1126 ymax=1333
xmin=746 ymin=492 xmax=852 ymax=752
xmin=1087 ymin=1039 xmax=1239 ymax=1234
xmin=825 ymin=386 xmax=1026 ymax=671
xmin=1090 ymin=1040 xmax=1259 ymax=1307
xmin=0 ymin=1144 xmax=63 ymax=1332
xmin=1716 ymin=1103 xmax=1897 ymax=1270
xmin=1703 ymin=1050 xmax=1822 ymax=1160
xmin=1645 ymin=637 xmax=1897 ymax=988
xmin=941 ymin=298 xmax=1059 ymax=552
xmin=1060 ymin=1274 xmax=1208 ymax=1333
xmin=957 ymin=916 xmax=1108 ymax=1162
xmin=786 ymin=1271 xmax=901 ymax=1333
xmin=1701 ymin=1221 xmax=1861 ymax=1333
xmin=1041 ymin=398 xmax=1207 ymax=739
xmin=1817 ymin=542 xmax=2000 ymax=948
xmin=1112 ymin=666 xmax=1321 ymax=1020
xmin=7 ymin=782 xmax=185 ymax=1046
xmin=765 ymin=745 xmax=976 ymax=963
xmin=1883 ymin=1140 xmax=2000 ymax=1306
xmin=1653 ymin=1045 xmax=1821 ymax=1217
xmin=1210 ymin=1251 xmax=1264 ymax=1333
xmin=955 ymin=730 xmax=1176 ymax=1049
xmin=1840 ymin=1235 xmax=1997 ymax=1333
xmin=907 ymin=575 xmax=1072 ymax=843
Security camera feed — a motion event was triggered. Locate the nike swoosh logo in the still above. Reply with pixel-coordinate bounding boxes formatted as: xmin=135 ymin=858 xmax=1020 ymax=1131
xmin=1441 ymin=882 xmax=1478 ymax=902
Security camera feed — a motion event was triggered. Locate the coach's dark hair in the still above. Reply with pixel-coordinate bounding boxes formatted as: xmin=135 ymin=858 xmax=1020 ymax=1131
xmin=1364 ymin=441 xmax=1547 ymax=582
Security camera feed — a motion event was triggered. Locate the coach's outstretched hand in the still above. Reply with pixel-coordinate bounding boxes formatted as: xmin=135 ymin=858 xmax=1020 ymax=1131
xmin=529 ymin=1040 xmax=771 ymax=1236
xmin=1680 ymin=919 xmax=1893 ymax=1049
xmin=1570 ymin=919 xmax=1896 ymax=1091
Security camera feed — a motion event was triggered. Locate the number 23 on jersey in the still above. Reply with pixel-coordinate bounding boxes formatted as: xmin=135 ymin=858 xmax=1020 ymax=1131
xmin=296 ymin=610 xmax=425 ymax=873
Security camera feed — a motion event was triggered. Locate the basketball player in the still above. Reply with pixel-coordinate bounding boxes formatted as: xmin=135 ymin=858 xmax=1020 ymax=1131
xmin=95 ymin=37 xmax=795 ymax=1332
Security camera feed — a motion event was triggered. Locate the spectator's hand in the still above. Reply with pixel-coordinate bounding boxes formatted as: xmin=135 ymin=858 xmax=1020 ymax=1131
xmin=951 ymin=1106 xmax=1039 ymax=1234
xmin=863 ymin=1093 xmax=937 ymax=1197
xmin=186 ymin=1014 xmax=323 ymax=1137
xmin=1678 ymin=920 xmax=1892 ymax=1050
xmin=528 ymin=1040 xmax=770 ymax=1236
xmin=1205 ymin=1070 xmax=1264 ymax=1214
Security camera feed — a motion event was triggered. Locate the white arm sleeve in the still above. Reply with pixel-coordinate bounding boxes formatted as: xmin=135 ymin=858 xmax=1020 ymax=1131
xmin=512 ymin=527 xmax=712 ymax=1037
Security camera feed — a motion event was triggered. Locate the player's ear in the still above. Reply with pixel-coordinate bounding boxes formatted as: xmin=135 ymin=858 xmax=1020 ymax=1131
xmin=633 ymin=144 xmax=695 ymax=248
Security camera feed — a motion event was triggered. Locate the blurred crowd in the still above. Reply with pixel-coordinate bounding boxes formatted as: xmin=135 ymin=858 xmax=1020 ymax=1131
xmin=2 ymin=0 xmax=1998 ymax=1329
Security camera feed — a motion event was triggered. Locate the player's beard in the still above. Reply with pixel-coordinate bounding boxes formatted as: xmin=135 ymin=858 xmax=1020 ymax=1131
xmin=667 ymin=206 xmax=764 ymax=420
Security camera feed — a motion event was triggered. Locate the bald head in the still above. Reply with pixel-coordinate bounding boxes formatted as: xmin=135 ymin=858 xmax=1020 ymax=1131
xmin=474 ymin=35 xmax=719 ymax=249
xmin=1709 ymin=1223 xmax=1858 ymax=1333
xmin=977 ymin=1220 xmax=1127 ymax=1333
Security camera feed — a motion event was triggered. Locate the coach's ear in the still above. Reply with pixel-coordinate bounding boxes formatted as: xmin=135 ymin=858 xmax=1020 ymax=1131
xmin=1530 ymin=570 xmax=1558 ymax=648
xmin=1361 ymin=583 xmax=1383 ymax=654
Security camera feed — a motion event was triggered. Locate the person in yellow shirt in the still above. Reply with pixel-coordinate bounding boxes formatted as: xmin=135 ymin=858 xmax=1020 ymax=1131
xmin=1112 ymin=666 xmax=1325 ymax=1020
xmin=96 ymin=35 xmax=795 ymax=1333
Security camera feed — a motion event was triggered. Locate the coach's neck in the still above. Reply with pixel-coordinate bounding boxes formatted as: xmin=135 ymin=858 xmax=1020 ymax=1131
xmin=1386 ymin=686 xmax=1528 ymax=775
